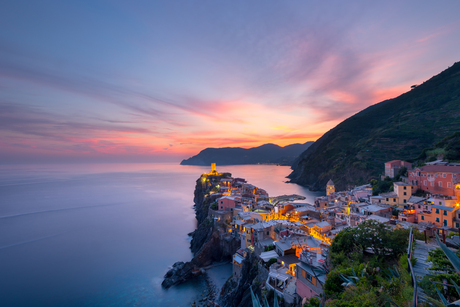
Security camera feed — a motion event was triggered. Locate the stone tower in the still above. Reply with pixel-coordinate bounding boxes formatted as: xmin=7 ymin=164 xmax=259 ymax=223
xmin=326 ymin=179 xmax=335 ymax=196
xmin=211 ymin=163 xmax=216 ymax=174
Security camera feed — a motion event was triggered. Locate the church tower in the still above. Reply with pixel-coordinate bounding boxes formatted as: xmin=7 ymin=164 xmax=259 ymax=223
xmin=326 ymin=179 xmax=335 ymax=196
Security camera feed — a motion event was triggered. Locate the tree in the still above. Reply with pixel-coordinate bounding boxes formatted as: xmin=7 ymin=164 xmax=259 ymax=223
xmin=353 ymin=220 xmax=390 ymax=256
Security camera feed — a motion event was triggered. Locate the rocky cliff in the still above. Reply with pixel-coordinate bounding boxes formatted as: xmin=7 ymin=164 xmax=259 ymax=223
xmin=162 ymin=174 xmax=240 ymax=288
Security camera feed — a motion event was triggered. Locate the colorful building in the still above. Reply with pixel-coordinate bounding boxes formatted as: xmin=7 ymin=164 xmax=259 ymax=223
xmin=385 ymin=160 xmax=412 ymax=178
xmin=408 ymin=165 xmax=460 ymax=197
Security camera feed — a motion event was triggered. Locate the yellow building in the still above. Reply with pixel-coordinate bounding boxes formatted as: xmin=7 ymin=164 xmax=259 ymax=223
xmin=394 ymin=182 xmax=412 ymax=205
xmin=379 ymin=182 xmax=413 ymax=207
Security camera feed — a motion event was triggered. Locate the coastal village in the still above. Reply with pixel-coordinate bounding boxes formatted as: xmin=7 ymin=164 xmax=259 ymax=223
xmin=196 ymin=161 xmax=460 ymax=306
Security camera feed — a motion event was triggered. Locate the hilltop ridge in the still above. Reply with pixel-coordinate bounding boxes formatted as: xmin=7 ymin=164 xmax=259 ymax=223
xmin=180 ymin=142 xmax=313 ymax=166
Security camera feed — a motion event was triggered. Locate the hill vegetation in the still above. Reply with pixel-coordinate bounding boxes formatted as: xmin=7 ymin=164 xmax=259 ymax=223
xmin=289 ymin=61 xmax=460 ymax=191
xmin=324 ymin=220 xmax=420 ymax=307
xmin=180 ymin=142 xmax=313 ymax=166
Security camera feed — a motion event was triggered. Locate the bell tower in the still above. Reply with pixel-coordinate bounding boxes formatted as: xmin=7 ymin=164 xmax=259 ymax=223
xmin=326 ymin=179 xmax=335 ymax=196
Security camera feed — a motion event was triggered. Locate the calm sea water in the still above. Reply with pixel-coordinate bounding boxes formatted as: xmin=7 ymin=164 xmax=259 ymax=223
xmin=0 ymin=163 xmax=322 ymax=307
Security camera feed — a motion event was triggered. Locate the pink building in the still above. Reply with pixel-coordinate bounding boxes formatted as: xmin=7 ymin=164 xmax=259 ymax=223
xmin=217 ymin=196 xmax=239 ymax=211
xmin=408 ymin=165 xmax=460 ymax=197
xmin=385 ymin=160 xmax=412 ymax=178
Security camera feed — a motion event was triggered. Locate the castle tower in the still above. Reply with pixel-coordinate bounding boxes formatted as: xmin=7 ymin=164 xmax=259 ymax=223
xmin=326 ymin=179 xmax=335 ymax=196
xmin=211 ymin=163 xmax=216 ymax=173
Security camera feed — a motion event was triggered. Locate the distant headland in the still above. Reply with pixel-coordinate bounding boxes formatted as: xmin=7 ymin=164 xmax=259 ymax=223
xmin=180 ymin=142 xmax=313 ymax=166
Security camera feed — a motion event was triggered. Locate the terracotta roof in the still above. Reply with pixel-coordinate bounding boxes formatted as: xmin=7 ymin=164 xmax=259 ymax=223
xmin=415 ymin=165 xmax=460 ymax=173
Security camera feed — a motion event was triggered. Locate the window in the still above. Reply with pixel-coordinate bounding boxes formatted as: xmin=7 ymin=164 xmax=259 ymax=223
xmin=439 ymin=202 xmax=442 ymax=205
xmin=424 ymin=180 xmax=427 ymax=186
xmin=436 ymin=208 xmax=440 ymax=214
xmin=435 ymin=173 xmax=438 ymax=177
xmin=221 ymin=206 xmax=223 ymax=209
xmin=404 ymin=186 xmax=407 ymax=190
xmin=418 ymin=205 xmax=421 ymax=209
xmin=444 ymin=219 xmax=448 ymax=227
xmin=386 ymin=198 xmax=389 ymax=202
xmin=431 ymin=182 xmax=434 ymax=187
xmin=443 ymin=173 xmax=447 ymax=178
xmin=439 ymin=182 xmax=443 ymax=188
xmin=393 ymin=199 xmax=396 ymax=202
xmin=404 ymin=199 xmax=407 ymax=203
xmin=421 ymin=215 xmax=425 ymax=221
xmin=448 ymin=182 xmax=452 ymax=188
xmin=456 ymin=223 xmax=460 ymax=228
xmin=444 ymin=210 xmax=448 ymax=216
xmin=220 ymin=201 xmax=223 ymax=204
xmin=404 ymin=192 xmax=407 ymax=195
xmin=302 ymin=269 xmax=312 ymax=281
xmin=436 ymin=217 xmax=440 ymax=223
xmin=267 ymin=231 xmax=269 ymax=235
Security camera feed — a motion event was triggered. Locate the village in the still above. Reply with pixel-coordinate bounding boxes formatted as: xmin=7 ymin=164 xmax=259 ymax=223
xmin=199 ymin=161 xmax=460 ymax=305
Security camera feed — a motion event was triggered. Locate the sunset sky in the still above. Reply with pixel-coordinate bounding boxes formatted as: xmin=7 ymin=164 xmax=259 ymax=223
xmin=1 ymin=1 xmax=459 ymax=163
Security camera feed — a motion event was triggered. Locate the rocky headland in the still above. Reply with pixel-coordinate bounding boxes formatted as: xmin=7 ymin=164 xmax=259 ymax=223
xmin=162 ymin=173 xmax=240 ymax=289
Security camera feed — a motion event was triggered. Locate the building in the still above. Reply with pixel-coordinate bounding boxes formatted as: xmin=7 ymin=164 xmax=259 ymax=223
xmin=296 ymin=249 xmax=328 ymax=300
xmin=217 ymin=196 xmax=239 ymax=211
xmin=385 ymin=160 xmax=412 ymax=178
xmin=326 ymin=179 xmax=335 ymax=196
xmin=418 ymin=202 xmax=459 ymax=228
xmin=408 ymin=165 xmax=460 ymax=197
xmin=379 ymin=182 xmax=414 ymax=207
xmin=393 ymin=182 xmax=412 ymax=204
xmin=232 ymin=249 xmax=248 ymax=279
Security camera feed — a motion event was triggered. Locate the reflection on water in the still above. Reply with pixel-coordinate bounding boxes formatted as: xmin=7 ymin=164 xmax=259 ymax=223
xmin=0 ymin=163 xmax=322 ymax=306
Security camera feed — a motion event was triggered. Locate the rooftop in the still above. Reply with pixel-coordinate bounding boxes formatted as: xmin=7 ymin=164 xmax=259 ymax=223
xmin=414 ymin=164 xmax=460 ymax=173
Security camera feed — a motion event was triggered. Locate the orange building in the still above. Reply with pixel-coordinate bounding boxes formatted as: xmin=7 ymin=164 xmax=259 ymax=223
xmin=418 ymin=203 xmax=459 ymax=228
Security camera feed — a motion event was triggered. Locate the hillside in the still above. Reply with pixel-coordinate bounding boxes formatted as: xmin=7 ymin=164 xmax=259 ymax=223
xmin=180 ymin=142 xmax=313 ymax=166
xmin=288 ymin=61 xmax=460 ymax=191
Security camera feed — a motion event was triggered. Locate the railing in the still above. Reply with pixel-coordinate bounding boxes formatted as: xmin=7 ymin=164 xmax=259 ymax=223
xmin=407 ymin=227 xmax=418 ymax=307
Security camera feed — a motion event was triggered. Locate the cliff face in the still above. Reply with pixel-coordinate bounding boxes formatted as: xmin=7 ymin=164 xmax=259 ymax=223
xmin=162 ymin=173 xmax=240 ymax=288
xmin=218 ymin=252 xmax=262 ymax=307
xmin=289 ymin=61 xmax=460 ymax=191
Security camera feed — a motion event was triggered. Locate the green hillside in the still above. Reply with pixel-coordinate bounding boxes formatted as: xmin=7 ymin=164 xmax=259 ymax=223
xmin=288 ymin=61 xmax=460 ymax=191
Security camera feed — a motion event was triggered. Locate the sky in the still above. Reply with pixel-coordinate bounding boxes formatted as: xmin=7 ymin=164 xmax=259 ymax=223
xmin=1 ymin=1 xmax=459 ymax=163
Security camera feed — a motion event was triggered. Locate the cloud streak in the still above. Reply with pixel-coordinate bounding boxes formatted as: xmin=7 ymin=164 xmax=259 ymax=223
xmin=0 ymin=0 xmax=459 ymax=162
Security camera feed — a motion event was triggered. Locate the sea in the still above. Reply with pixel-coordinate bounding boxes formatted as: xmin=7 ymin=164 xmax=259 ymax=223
xmin=0 ymin=163 xmax=323 ymax=307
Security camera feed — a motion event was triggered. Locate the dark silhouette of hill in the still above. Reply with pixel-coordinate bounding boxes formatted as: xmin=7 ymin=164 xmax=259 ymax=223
xmin=180 ymin=142 xmax=313 ymax=166
xmin=288 ymin=61 xmax=460 ymax=191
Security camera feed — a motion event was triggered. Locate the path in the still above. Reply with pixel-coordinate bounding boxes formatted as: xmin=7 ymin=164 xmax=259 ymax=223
xmin=412 ymin=239 xmax=438 ymax=281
